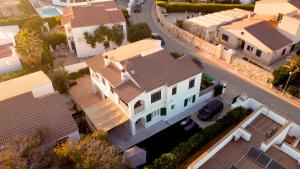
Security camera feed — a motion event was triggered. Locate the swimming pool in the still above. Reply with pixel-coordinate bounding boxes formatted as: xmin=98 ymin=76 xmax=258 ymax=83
xmin=36 ymin=6 xmax=62 ymax=18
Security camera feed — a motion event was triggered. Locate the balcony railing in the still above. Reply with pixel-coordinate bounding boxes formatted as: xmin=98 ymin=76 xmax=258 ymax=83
xmin=134 ymin=105 xmax=145 ymax=115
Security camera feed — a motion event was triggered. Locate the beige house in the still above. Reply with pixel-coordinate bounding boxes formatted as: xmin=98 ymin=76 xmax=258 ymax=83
xmin=218 ymin=17 xmax=294 ymax=65
xmin=254 ymin=0 xmax=300 ymax=16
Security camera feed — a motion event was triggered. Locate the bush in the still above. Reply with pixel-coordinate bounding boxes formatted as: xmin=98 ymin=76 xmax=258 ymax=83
xmin=49 ymin=67 xmax=69 ymax=94
xmin=122 ymin=9 xmax=131 ymax=26
xmin=127 ymin=23 xmax=152 ymax=42
xmin=272 ymin=66 xmax=289 ymax=87
xmin=145 ymin=106 xmax=250 ymax=169
xmin=43 ymin=16 xmax=62 ymax=28
xmin=287 ymin=86 xmax=300 ymax=98
xmin=170 ymin=52 xmax=183 ymax=59
xmin=69 ymin=67 xmax=90 ymax=80
xmin=156 ymin=1 xmax=254 ymax=13
xmin=43 ymin=32 xmax=67 ymax=48
xmin=176 ymin=20 xmax=184 ymax=28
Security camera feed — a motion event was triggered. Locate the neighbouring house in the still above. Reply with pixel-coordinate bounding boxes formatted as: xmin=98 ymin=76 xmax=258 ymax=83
xmin=183 ymin=8 xmax=250 ymax=42
xmin=0 ymin=71 xmax=80 ymax=146
xmin=218 ymin=17 xmax=294 ymax=65
xmin=254 ymin=0 xmax=300 ymax=16
xmin=0 ymin=25 xmax=22 ymax=74
xmin=85 ymin=39 xmax=204 ymax=136
xmin=189 ymin=95 xmax=300 ymax=169
xmin=61 ymin=1 xmax=127 ymax=58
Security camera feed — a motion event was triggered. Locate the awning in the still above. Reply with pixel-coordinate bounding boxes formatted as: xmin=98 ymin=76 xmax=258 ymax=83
xmin=84 ymin=99 xmax=129 ymax=132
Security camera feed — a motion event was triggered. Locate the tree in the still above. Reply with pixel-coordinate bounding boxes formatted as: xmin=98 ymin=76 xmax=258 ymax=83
xmin=49 ymin=67 xmax=69 ymax=94
xmin=0 ymin=129 xmax=56 ymax=169
xmin=15 ymin=29 xmax=44 ymax=66
xmin=54 ymin=131 xmax=130 ymax=169
xmin=111 ymin=25 xmax=125 ymax=46
xmin=284 ymin=55 xmax=300 ymax=73
xmin=127 ymin=23 xmax=152 ymax=42
xmin=23 ymin=18 xmax=44 ymax=34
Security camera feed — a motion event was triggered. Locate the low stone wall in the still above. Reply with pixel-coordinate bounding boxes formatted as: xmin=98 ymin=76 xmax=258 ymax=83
xmin=231 ymin=57 xmax=273 ymax=84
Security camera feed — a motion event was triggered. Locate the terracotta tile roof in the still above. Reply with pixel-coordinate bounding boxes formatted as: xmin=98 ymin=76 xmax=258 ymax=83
xmin=123 ymin=49 xmax=202 ymax=92
xmin=61 ymin=1 xmax=125 ymax=28
xmin=0 ymin=44 xmax=12 ymax=58
xmin=245 ymin=21 xmax=292 ymax=51
xmin=87 ymin=49 xmax=202 ymax=102
xmin=223 ymin=19 xmax=292 ymax=51
xmin=0 ymin=92 xmax=78 ymax=145
xmin=114 ymin=80 xmax=143 ymax=104
xmin=0 ymin=71 xmax=52 ymax=101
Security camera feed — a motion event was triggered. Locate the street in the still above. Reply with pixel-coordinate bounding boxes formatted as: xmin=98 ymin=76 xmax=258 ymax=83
xmin=130 ymin=0 xmax=300 ymax=123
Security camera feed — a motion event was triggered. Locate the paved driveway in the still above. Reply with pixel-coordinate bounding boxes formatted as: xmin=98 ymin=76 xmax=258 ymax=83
xmin=130 ymin=0 xmax=300 ymax=123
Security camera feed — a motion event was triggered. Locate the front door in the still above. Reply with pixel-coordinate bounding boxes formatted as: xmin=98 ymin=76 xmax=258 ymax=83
xmin=241 ymin=40 xmax=245 ymax=50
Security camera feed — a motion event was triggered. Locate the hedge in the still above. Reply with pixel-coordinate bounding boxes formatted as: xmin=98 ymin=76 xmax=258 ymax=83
xmin=43 ymin=32 xmax=67 ymax=48
xmin=69 ymin=68 xmax=90 ymax=80
xmin=144 ymin=106 xmax=251 ymax=169
xmin=156 ymin=1 xmax=254 ymax=13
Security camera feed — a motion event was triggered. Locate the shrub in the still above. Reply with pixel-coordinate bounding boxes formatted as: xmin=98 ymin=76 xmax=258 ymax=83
xmin=43 ymin=16 xmax=62 ymax=28
xmin=69 ymin=68 xmax=90 ymax=80
xmin=176 ymin=20 xmax=184 ymax=28
xmin=272 ymin=66 xmax=289 ymax=87
xmin=145 ymin=106 xmax=249 ymax=169
xmin=287 ymin=86 xmax=300 ymax=98
xmin=43 ymin=32 xmax=67 ymax=48
xmin=156 ymin=1 xmax=254 ymax=13
xmin=122 ymin=9 xmax=131 ymax=26
xmin=170 ymin=52 xmax=183 ymax=59
xmin=49 ymin=67 xmax=69 ymax=94
xmin=127 ymin=23 xmax=152 ymax=42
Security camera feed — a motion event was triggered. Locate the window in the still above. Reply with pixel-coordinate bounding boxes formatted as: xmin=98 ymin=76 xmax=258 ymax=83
xmin=160 ymin=108 xmax=167 ymax=116
xmin=110 ymin=86 xmax=114 ymax=94
xmin=60 ymin=0 xmax=67 ymax=2
xmin=189 ymin=79 xmax=195 ymax=89
xmin=221 ymin=34 xmax=229 ymax=42
xmin=152 ymin=109 xmax=160 ymax=117
xmin=290 ymin=44 xmax=296 ymax=53
xmin=146 ymin=114 xmax=152 ymax=122
xmin=102 ymin=78 xmax=105 ymax=85
xmin=256 ymin=49 xmax=262 ymax=57
xmin=151 ymin=91 xmax=161 ymax=103
xmin=247 ymin=45 xmax=253 ymax=51
xmin=282 ymin=49 xmax=286 ymax=56
xmin=184 ymin=98 xmax=188 ymax=107
xmin=192 ymin=95 xmax=196 ymax=103
xmin=172 ymin=87 xmax=177 ymax=95
xmin=171 ymin=105 xmax=175 ymax=110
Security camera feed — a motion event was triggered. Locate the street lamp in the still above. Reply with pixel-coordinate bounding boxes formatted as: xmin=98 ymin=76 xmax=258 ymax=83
xmin=282 ymin=71 xmax=294 ymax=94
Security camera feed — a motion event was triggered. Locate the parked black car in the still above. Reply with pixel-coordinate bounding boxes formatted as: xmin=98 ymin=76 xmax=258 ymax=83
xmin=133 ymin=4 xmax=141 ymax=13
xmin=179 ymin=117 xmax=196 ymax=131
xmin=151 ymin=33 xmax=165 ymax=45
xmin=198 ymin=99 xmax=223 ymax=121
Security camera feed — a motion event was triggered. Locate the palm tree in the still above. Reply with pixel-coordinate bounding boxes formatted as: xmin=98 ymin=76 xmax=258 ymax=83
xmin=15 ymin=29 xmax=44 ymax=66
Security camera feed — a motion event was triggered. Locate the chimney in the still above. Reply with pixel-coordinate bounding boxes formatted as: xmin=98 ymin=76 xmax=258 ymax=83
xmin=248 ymin=12 xmax=252 ymax=20
xmin=104 ymin=55 xmax=110 ymax=67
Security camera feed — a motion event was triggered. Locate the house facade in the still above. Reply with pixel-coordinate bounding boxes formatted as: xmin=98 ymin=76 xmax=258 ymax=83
xmin=86 ymin=39 xmax=203 ymax=135
xmin=0 ymin=25 xmax=22 ymax=74
xmin=61 ymin=1 xmax=127 ymax=58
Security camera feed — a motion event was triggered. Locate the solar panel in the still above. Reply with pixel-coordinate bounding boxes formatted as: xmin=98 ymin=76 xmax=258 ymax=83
xmin=229 ymin=165 xmax=238 ymax=169
xmin=257 ymin=153 xmax=271 ymax=167
xmin=247 ymin=147 xmax=262 ymax=160
xmin=267 ymin=160 xmax=285 ymax=169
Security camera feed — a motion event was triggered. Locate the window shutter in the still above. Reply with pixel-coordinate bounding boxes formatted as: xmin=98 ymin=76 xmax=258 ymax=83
xmin=160 ymin=107 xmax=167 ymax=116
xmin=184 ymin=99 xmax=188 ymax=107
xmin=146 ymin=114 xmax=152 ymax=122
xmin=192 ymin=95 xmax=196 ymax=103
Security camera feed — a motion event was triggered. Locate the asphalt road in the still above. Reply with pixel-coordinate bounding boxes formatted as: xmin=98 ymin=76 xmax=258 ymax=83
xmin=130 ymin=0 xmax=300 ymax=123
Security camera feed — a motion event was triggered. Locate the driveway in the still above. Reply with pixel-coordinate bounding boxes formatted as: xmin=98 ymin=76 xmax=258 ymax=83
xmin=130 ymin=0 xmax=300 ymax=123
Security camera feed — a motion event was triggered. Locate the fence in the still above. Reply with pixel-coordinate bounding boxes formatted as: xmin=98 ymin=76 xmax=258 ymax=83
xmin=156 ymin=6 xmax=217 ymax=58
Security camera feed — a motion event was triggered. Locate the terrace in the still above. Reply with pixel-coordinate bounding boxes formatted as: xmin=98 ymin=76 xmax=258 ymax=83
xmin=189 ymin=96 xmax=300 ymax=169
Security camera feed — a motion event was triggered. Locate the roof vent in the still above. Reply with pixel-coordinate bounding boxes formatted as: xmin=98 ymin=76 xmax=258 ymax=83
xmin=130 ymin=70 xmax=135 ymax=75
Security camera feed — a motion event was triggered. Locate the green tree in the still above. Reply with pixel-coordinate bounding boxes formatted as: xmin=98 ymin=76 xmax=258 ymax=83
xmin=49 ymin=67 xmax=69 ymax=94
xmin=15 ymin=29 xmax=44 ymax=66
xmin=111 ymin=25 xmax=125 ymax=46
xmin=127 ymin=23 xmax=152 ymax=42
xmin=54 ymin=131 xmax=130 ymax=169
xmin=23 ymin=18 xmax=44 ymax=34
xmin=272 ymin=66 xmax=289 ymax=87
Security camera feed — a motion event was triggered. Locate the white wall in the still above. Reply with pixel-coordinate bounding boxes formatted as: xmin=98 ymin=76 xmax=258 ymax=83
xmin=278 ymin=15 xmax=300 ymax=42
xmin=254 ymin=2 xmax=297 ymax=15
xmin=67 ymin=131 xmax=81 ymax=141
xmin=32 ymin=83 xmax=55 ymax=98
xmin=0 ymin=54 xmax=22 ymax=74
xmin=281 ymin=142 xmax=300 ymax=161
xmin=64 ymin=62 xmax=88 ymax=73
xmin=70 ymin=22 xmax=127 ymax=58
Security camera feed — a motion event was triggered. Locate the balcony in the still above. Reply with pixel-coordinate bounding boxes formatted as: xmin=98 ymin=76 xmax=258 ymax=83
xmin=134 ymin=100 xmax=145 ymax=115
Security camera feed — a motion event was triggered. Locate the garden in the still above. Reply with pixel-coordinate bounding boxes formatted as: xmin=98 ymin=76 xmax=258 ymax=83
xmin=272 ymin=55 xmax=300 ymax=99
xmin=143 ymin=106 xmax=252 ymax=169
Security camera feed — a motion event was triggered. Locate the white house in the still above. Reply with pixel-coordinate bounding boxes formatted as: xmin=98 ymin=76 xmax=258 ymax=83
xmin=52 ymin=0 xmax=112 ymax=6
xmin=61 ymin=0 xmax=127 ymax=58
xmin=0 ymin=25 xmax=22 ymax=74
xmin=189 ymin=95 xmax=300 ymax=169
xmin=86 ymin=39 xmax=204 ymax=135
xmin=0 ymin=71 xmax=80 ymax=146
